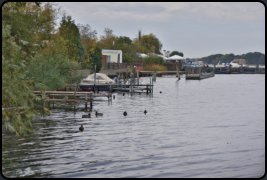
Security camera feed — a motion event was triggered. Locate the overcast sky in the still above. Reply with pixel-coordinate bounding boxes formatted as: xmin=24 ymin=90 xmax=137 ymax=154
xmin=56 ymin=2 xmax=265 ymax=58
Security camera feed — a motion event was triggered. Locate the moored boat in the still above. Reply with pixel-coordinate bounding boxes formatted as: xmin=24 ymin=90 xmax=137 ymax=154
xmin=77 ymin=73 xmax=129 ymax=91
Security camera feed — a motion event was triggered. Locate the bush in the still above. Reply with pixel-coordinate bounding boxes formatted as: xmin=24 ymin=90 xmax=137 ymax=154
xmin=142 ymin=54 xmax=164 ymax=66
xmin=26 ymin=51 xmax=82 ymax=90
xmin=144 ymin=64 xmax=166 ymax=71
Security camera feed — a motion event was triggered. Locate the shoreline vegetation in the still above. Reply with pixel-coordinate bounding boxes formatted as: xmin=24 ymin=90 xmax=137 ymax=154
xmin=2 ymin=2 xmax=265 ymax=137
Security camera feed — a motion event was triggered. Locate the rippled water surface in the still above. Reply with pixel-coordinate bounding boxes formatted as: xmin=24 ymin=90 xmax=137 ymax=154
xmin=2 ymin=74 xmax=265 ymax=178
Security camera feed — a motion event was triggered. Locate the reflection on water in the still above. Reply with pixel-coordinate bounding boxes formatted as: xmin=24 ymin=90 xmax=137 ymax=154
xmin=2 ymin=74 xmax=265 ymax=178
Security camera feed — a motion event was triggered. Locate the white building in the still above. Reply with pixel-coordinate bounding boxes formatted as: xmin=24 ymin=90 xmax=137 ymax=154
xmin=102 ymin=49 xmax=122 ymax=63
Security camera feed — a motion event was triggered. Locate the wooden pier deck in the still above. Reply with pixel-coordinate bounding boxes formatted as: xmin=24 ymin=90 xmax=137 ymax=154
xmin=32 ymin=91 xmax=114 ymax=111
xmin=33 ymin=91 xmax=111 ymax=104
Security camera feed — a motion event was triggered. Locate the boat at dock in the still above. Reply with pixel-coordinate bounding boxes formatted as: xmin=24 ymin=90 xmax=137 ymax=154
xmin=78 ymin=73 xmax=124 ymax=91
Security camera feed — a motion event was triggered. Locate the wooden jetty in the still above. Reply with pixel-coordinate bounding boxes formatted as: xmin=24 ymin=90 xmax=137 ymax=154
xmin=33 ymin=91 xmax=112 ymax=110
xmin=138 ymin=70 xmax=185 ymax=76
xmin=113 ymin=84 xmax=153 ymax=94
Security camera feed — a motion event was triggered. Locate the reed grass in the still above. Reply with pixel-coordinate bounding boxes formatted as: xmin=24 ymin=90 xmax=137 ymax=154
xmin=144 ymin=64 xmax=166 ymax=71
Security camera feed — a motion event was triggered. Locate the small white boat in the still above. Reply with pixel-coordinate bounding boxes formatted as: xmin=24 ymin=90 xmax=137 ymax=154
xmin=78 ymin=73 xmax=117 ymax=91
xmin=81 ymin=73 xmax=115 ymax=84
xmin=78 ymin=73 xmax=133 ymax=91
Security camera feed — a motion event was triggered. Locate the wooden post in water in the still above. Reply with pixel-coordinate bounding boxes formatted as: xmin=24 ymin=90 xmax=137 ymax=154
xmin=94 ymin=65 xmax=96 ymax=93
xmin=152 ymin=71 xmax=156 ymax=81
xmin=176 ymin=62 xmax=178 ymax=77
xmin=152 ymin=76 xmax=153 ymax=93
xmin=74 ymin=82 xmax=76 ymax=106
xmin=150 ymin=78 xmax=152 ymax=93
xmin=176 ymin=62 xmax=180 ymax=80
xmin=85 ymin=93 xmax=87 ymax=110
xmin=131 ymin=81 xmax=132 ymax=95
xmin=137 ymin=71 xmax=139 ymax=85
xmin=90 ymin=93 xmax=93 ymax=111
xmin=126 ymin=68 xmax=128 ymax=85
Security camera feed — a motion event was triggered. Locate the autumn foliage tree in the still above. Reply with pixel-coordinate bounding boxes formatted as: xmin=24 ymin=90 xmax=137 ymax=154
xmin=82 ymin=44 xmax=102 ymax=72
xmin=133 ymin=33 xmax=163 ymax=54
xmin=2 ymin=2 xmax=82 ymax=136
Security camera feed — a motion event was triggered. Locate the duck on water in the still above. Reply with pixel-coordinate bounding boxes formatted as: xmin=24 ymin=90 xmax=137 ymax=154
xmin=79 ymin=125 xmax=84 ymax=132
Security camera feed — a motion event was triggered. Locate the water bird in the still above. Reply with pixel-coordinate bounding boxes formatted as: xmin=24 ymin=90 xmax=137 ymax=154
xmin=144 ymin=110 xmax=147 ymax=114
xmin=95 ymin=111 xmax=103 ymax=116
xmin=79 ymin=124 xmax=84 ymax=132
xmin=82 ymin=113 xmax=91 ymax=118
xmin=123 ymin=111 xmax=127 ymax=116
xmin=160 ymin=91 xmax=162 ymax=93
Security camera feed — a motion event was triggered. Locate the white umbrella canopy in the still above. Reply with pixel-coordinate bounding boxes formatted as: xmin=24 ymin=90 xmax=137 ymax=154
xmin=167 ymin=54 xmax=185 ymax=60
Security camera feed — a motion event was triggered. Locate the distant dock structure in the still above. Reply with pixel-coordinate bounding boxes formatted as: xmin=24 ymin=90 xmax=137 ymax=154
xmin=185 ymin=66 xmax=215 ymax=80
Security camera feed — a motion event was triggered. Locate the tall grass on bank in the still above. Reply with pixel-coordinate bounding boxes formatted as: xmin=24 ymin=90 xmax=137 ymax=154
xmin=141 ymin=54 xmax=166 ymax=71
xmin=145 ymin=64 xmax=166 ymax=71
xmin=142 ymin=54 xmax=164 ymax=66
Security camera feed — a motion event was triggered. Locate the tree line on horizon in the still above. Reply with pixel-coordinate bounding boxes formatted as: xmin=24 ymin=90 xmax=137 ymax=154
xmin=186 ymin=52 xmax=265 ymax=65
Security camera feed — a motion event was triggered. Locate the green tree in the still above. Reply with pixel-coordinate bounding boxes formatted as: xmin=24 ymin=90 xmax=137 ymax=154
xmin=258 ymin=54 xmax=265 ymax=64
xmin=2 ymin=23 xmax=40 ymax=136
xmin=77 ymin=23 xmax=98 ymax=51
xmin=115 ymin=43 xmax=142 ymax=64
xmin=58 ymin=15 xmax=85 ymax=62
xmin=2 ymin=2 xmax=84 ymax=136
xmin=133 ymin=33 xmax=163 ymax=54
xmin=116 ymin=36 xmax=132 ymax=45
xmin=83 ymin=45 xmax=102 ymax=72
xmin=142 ymin=54 xmax=164 ymax=66
xmin=2 ymin=2 xmax=41 ymax=61
xmin=97 ymin=27 xmax=117 ymax=49
xmin=170 ymin=51 xmax=184 ymax=57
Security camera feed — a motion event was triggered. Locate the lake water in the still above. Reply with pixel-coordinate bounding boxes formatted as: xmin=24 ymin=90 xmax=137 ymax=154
xmin=2 ymin=74 xmax=265 ymax=178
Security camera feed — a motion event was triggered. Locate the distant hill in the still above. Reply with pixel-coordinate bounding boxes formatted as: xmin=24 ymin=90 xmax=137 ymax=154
xmin=186 ymin=52 xmax=265 ymax=65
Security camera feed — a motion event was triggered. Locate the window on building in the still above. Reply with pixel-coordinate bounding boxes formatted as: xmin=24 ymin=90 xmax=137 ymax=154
xmin=107 ymin=56 xmax=111 ymax=63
